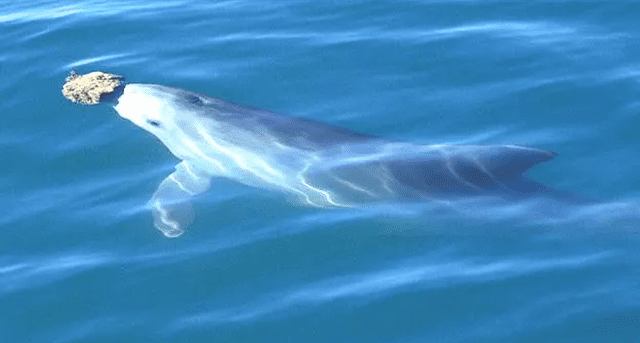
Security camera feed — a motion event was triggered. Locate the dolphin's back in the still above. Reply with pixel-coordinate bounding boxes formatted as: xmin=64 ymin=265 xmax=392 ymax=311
xmin=386 ymin=145 xmax=557 ymax=196
xmin=174 ymin=88 xmax=380 ymax=149
xmin=304 ymin=144 xmax=558 ymax=204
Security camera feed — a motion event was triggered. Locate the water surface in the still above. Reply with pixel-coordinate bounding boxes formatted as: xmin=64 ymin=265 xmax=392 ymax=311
xmin=1 ymin=1 xmax=639 ymax=342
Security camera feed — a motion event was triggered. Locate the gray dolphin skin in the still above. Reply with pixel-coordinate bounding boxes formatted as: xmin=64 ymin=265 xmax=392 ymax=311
xmin=111 ymin=83 xmax=556 ymax=237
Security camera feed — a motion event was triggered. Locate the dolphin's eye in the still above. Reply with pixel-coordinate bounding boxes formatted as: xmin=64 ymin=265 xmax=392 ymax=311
xmin=147 ymin=119 xmax=162 ymax=127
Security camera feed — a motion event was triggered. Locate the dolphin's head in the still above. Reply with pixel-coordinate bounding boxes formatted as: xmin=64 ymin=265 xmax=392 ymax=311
xmin=111 ymin=83 xmax=216 ymax=160
xmin=112 ymin=83 xmax=206 ymax=132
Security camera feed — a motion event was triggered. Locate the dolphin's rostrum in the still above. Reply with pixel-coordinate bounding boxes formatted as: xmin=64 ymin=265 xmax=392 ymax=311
xmin=107 ymin=83 xmax=556 ymax=237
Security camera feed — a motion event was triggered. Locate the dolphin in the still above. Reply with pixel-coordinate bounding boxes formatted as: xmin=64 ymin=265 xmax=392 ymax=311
xmin=109 ymin=83 xmax=557 ymax=237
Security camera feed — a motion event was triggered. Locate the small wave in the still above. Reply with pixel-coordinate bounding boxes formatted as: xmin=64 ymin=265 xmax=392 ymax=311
xmin=174 ymin=252 xmax=610 ymax=326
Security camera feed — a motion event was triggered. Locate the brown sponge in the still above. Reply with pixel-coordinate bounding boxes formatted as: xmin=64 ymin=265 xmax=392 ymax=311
xmin=61 ymin=71 xmax=124 ymax=105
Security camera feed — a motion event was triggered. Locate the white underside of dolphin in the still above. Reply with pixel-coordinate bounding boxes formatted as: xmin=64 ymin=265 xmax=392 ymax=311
xmin=112 ymin=83 xmax=556 ymax=237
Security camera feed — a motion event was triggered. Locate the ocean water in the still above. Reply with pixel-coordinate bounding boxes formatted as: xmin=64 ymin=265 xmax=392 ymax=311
xmin=2 ymin=1 xmax=640 ymax=342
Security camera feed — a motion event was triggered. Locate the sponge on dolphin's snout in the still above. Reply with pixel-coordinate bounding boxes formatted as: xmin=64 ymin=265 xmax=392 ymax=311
xmin=61 ymin=71 xmax=124 ymax=105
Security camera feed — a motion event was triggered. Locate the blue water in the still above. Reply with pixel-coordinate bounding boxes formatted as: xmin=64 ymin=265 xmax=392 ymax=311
xmin=2 ymin=1 xmax=640 ymax=342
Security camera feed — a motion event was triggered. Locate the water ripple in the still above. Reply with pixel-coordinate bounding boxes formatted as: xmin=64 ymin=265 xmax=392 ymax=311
xmin=0 ymin=0 xmax=187 ymax=23
xmin=175 ymin=252 xmax=611 ymax=326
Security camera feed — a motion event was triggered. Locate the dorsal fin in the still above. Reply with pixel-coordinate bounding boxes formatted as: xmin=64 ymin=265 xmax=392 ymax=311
xmin=471 ymin=145 xmax=557 ymax=180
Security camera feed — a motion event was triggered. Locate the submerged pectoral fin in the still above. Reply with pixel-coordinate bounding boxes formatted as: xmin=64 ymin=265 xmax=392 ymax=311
xmin=150 ymin=161 xmax=211 ymax=238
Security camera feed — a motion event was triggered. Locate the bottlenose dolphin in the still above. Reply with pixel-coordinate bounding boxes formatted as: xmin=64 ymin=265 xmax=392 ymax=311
xmin=109 ymin=83 xmax=557 ymax=237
